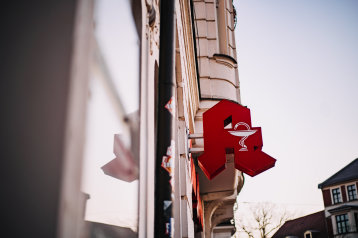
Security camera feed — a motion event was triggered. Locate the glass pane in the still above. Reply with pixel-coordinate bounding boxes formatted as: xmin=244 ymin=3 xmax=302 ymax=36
xmin=81 ymin=0 xmax=140 ymax=236
xmin=94 ymin=0 xmax=139 ymax=114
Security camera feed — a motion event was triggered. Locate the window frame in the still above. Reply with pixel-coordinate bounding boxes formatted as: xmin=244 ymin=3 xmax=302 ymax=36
xmin=331 ymin=187 xmax=343 ymax=204
xmin=335 ymin=213 xmax=349 ymax=234
xmin=346 ymin=183 xmax=358 ymax=201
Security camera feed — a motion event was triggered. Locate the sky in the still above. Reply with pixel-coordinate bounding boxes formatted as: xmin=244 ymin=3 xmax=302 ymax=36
xmin=94 ymin=0 xmax=139 ymax=114
xmin=233 ymin=0 xmax=358 ymax=217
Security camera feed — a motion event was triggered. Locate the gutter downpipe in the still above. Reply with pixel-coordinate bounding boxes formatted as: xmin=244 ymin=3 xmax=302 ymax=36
xmin=189 ymin=0 xmax=202 ymax=99
xmin=154 ymin=0 xmax=176 ymax=237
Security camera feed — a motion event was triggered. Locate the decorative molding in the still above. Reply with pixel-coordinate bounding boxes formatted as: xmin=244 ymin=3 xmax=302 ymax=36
xmin=204 ymin=200 xmax=224 ymax=231
xmin=147 ymin=2 xmax=159 ymax=55
xmin=213 ymin=53 xmax=237 ymax=65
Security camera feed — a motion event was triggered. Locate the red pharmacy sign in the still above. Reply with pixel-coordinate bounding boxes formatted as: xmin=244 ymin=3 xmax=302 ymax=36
xmin=198 ymin=100 xmax=276 ymax=179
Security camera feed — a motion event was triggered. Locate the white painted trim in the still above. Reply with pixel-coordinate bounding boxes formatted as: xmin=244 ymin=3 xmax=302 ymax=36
xmin=330 ymin=186 xmax=343 ymax=205
xmin=345 ymin=183 xmax=357 ymax=202
xmin=138 ymin=1 xmax=160 ymax=237
xmin=303 ymin=231 xmax=312 ymax=238
xmin=57 ymin=0 xmax=94 ymax=237
xmin=332 ymin=212 xmax=353 ymax=235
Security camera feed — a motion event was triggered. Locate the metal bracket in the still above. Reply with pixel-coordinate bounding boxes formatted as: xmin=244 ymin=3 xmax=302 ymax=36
xmin=187 ymin=132 xmax=204 ymax=154
xmin=189 ymin=147 xmax=204 ymax=153
xmin=188 ymin=133 xmax=203 ymax=139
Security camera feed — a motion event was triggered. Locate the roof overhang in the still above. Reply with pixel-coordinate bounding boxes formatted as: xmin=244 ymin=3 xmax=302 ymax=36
xmin=328 ymin=205 xmax=358 ymax=214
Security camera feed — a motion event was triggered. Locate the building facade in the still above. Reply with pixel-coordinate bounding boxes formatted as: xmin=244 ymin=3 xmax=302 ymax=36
xmin=318 ymin=159 xmax=358 ymax=238
xmin=272 ymin=158 xmax=358 ymax=238
xmin=1 ymin=0 xmax=276 ymax=237
xmin=137 ymin=0 xmax=244 ymax=237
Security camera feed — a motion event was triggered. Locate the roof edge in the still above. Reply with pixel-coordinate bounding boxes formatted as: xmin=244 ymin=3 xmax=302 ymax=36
xmin=318 ymin=158 xmax=358 ymax=189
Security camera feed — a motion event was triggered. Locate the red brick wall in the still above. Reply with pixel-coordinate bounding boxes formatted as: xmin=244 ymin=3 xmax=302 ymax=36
xmin=326 ymin=217 xmax=334 ymax=238
xmin=341 ymin=185 xmax=347 ymax=202
xmin=322 ymin=189 xmax=332 ymax=207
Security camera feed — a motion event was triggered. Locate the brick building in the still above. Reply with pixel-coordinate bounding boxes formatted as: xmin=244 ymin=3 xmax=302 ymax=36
xmin=273 ymin=159 xmax=358 ymax=238
xmin=318 ymin=158 xmax=358 ymax=237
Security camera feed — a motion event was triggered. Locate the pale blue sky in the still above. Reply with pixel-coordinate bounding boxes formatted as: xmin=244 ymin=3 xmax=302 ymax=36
xmin=234 ymin=0 xmax=358 ymax=214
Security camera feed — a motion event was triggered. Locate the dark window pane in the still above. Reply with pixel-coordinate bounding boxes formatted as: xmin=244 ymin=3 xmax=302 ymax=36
xmin=336 ymin=214 xmax=349 ymax=234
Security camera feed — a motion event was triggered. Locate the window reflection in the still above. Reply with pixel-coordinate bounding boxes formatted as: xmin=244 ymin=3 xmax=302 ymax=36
xmin=94 ymin=0 xmax=139 ymax=114
xmin=81 ymin=0 xmax=140 ymax=236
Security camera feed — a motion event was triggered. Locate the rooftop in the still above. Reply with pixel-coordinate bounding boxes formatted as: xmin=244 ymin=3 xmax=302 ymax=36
xmin=318 ymin=158 xmax=358 ymax=189
xmin=272 ymin=211 xmax=328 ymax=238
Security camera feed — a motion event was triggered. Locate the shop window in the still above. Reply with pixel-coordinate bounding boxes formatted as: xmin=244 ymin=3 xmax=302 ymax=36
xmin=81 ymin=0 xmax=140 ymax=236
xmin=347 ymin=184 xmax=357 ymax=201
xmin=336 ymin=214 xmax=349 ymax=234
xmin=332 ymin=188 xmax=342 ymax=204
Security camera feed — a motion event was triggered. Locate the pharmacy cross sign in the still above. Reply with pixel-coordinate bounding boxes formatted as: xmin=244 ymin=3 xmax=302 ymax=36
xmin=198 ymin=100 xmax=276 ymax=179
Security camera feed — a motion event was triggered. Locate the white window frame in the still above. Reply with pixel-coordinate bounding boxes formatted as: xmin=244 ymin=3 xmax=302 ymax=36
xmin=304 ymin=231 xmax=312 ymax=238
xmin=346 ymin=183 xmax=358 ymax=201
xmin=331 ymin=186 xmax=343 ymax=204
xmin=335 ymin=213 xmax=350 ymax=234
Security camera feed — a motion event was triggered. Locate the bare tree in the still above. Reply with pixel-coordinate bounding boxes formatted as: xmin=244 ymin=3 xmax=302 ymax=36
xmin=234 ymin=202 xmax=292 ymax=238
